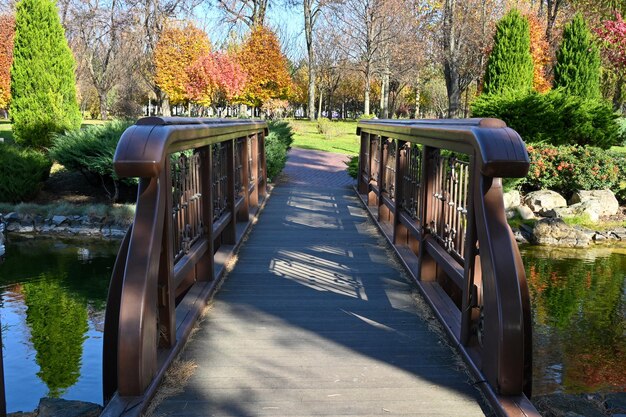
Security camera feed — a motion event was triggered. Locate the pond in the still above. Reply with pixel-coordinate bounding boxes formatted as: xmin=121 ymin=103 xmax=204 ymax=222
xmin=0 ymin=237 xmax=118 ymax=413
xmin=521 ymin=245 xmax=626 ymax=396
xmin=0 ymin=237 xmax=624 ymax=412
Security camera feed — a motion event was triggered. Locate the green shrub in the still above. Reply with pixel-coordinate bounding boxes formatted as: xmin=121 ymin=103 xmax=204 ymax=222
xmin=10 ymin=0 xmax=82 ymax=149
xmin=317 ymin=118 xmax=332 ymax=135
xmin=483 ymin=9 xmax=533 ymax=95
xmin=520 ymin=144 xmax=620 ymax=198
xmin=265 ymin=133 xmax=287 ymax=181
xmin=50 ymin=120 xmax=135 ymax=202
xmin=471 ymin=90 xmax=619 ymax=148
xmin=553 ymin=13 xmax=601 ymax=100
xmin=0 ymin=144 xmax=52 ymax=202
xmin=267 ymin=120 xmax=294 ymax=149
xmin=346 ymin=155 xmax=359 ymax=179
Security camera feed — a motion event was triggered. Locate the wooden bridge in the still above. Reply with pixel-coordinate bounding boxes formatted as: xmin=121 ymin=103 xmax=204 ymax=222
xmin=0 ymin=117 xmax=539 ymax=417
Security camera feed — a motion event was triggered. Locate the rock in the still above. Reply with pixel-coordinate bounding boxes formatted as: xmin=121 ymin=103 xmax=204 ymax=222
xmin=5 ymin=212 xmax=20 ymax=222
xmin=570 ymin=189 xmax=619 ymax=216
xmin=37 ymin=398 xmax=102 ymax=417
xmin=545 ymin=202 xmax=601 ymax=223
xmin=8 ymin=412 xmax=37 ymax=417
xmin=51 ymin=215 xmax=68 ymax=226
xmin=593 ymin=232 xmax=608 ymax=241
xmin=605 ymin=392 xmax=626 ymax=413
xmin=506 ymin=209 xmax=517 ymax=219
xmin=517 ymin=205 xmax=535 ymax=220
xmin=513 ymin=229 xmax=529 ymax=243
xmin=533 ymin=393 xmax=607 ymax=417
xmin=524 ymin=190 xmax=567 ymax=213
xmin=503 ymin=190 xmax=521 ymax=210
xmin=532 ymin=218 xmax=592 ymax=247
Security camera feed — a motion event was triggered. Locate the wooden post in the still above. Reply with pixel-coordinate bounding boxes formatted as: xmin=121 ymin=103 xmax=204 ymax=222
xmin=0 ymin=316 xmax=5 ymax=417
xmin=250 ymin=135 xmax=259 ymax=208
xmin=393 ymin=140 xmax=406 ymax=244
xmin=358 ymin=132 xmax=369 ymax=194
xmin=258 ymin=131 xmax=267 ymax=198
xmin=197 ymin=145 xmax=215 ymax=282
xmin=378 ymin=137 xmax=386 ymax=221
xmin=238 ymin=137 xmax=250 ymax=222
xmin=158 ymin=158 xmax=176 ymax=348
xmin=224 ymin=140 xmax=236 ymax=244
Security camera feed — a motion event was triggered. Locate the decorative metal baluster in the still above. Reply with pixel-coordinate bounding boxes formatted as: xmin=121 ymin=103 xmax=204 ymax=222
xmin=371 ymin=136 xmax=380 ymax=184
xmin=248 ymin=138 xmax=254 ymax=185
xmin=235 ymin=139 xmax=243 ymax=199
xmin=384 ymin=139 xmax=397 ymax=199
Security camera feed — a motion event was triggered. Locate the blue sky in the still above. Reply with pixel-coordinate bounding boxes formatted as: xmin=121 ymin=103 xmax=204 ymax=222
xmin=193 ymin=2 xmax=306 ymax=61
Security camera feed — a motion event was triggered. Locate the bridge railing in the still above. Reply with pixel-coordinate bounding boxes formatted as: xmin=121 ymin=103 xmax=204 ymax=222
xmin=356 ymin=118 xmax=536 ymax=416
xmin=102 ymin=117 xmax=267 ymax=415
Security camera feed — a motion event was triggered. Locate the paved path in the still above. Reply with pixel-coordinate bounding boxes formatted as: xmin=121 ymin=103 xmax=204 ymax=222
xmin=152 ymin=148 xmax=488 ymax=416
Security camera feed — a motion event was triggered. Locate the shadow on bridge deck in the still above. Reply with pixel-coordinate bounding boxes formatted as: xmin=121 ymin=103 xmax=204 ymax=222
xmin=150 ymin=151 xmax=492 ymax=417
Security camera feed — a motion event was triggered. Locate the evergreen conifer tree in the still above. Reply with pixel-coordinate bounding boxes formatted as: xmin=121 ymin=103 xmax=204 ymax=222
xmin=10 ymin=0 xmax=81 ymax=149
xmin=483 ymin=9 xmax=534 ymax=95
xmin=553 ymin=13 xmax=601 ymax=99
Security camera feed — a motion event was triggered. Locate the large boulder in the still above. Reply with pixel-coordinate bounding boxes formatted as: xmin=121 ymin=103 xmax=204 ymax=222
xmin=546 ymin=200 xmax=603 ymax=223
xmin=503 ymin=190 xmax=521 ymax=210
xmin=532 ymin=218 xmax=592 ymax=247
xmin=569 ymin=189 xmax=619 ymax=217
xmin=524 ymin=190 xmax=567 ymax=213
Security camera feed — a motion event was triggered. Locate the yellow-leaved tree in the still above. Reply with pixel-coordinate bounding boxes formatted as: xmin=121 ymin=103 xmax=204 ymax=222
xmin=236 ymin=25 xmax=292 ymax=108
xmin=154 ymin=21 xmax=210 ymax=105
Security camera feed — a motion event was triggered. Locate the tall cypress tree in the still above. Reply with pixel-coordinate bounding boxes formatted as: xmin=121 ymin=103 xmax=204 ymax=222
xmin=483 ymin=9 xmax=534 ymax=95
xmin=10 ymin=0 xmax=81 ymax=149
xmin=553 ymin=13 xmax=601 ymax=99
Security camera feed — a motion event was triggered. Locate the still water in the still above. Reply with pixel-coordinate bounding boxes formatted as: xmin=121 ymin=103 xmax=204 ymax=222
xmin=0 ymin=237 xmax=118 ymax=413
xmin=0 ymin=238 xmax=624 ymax=412
xmin=520 ymin=245 xmax=626 ymax=396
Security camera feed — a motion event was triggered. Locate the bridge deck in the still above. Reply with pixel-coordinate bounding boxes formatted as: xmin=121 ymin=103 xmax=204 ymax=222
xmin=151 ymin=149 xmax=489 ymax=417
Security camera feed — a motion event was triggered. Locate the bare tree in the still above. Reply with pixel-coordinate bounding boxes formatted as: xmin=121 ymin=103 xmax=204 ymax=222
xmin=330 ymin=0 xmax=403 ymax=115
xmin=216 ymin=0 xmax=269 ymax=27
xmin=440 ymin=0 xmax=499 ymax=117
xmin=72 ymin=0 xmax=140 ymax=120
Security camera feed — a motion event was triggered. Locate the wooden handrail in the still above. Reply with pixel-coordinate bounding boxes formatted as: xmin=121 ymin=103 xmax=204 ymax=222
xmin=102 ymin=117 xmax=267 ymax=415
xmin=356 ymin=118 xmax=537 ymax=417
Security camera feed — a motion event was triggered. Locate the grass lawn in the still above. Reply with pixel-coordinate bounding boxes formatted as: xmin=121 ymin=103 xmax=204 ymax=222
xmin=288 ymin=119 xmax=360 ymax=155
xmin=0 ymin=119 xmax=14 ymax=144
xmin=611 ymin=146 xmax=626 ymax=154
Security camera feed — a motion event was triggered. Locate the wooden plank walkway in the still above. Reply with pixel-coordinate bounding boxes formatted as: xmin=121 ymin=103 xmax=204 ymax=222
xmin=151 ymin=149 xmax=490 ymax=417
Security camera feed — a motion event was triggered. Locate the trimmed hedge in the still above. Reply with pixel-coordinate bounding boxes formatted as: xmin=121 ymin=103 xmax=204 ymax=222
xmin=50 ymin=120 xmax=135 ymax=201
xmin=513 ymin=144 xmax=622 ymax=198
xmin=265 ymin=120 xmax=294 ymax=180
xmin=471 ymin=90 xmax=619 ymax=149
xmin=0 ymin=144 xmax=52 ymax=203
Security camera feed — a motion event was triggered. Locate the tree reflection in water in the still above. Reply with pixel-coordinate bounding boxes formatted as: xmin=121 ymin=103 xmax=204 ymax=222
xmin=23 ymin=278 xmax=89 ymax=397
xmin=522 ymin=246 xmax=626 ymax=395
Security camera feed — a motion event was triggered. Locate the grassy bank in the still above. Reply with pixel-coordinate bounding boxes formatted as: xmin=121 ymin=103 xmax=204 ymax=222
xmin=289 ymin=119 xmax=359 ymax=155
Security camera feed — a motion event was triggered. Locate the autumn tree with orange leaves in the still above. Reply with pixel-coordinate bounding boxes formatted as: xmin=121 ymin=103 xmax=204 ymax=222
xmin=237 ymin=25 xmax=292 ymax=109
xmin=0 ymin=14 xmax=15 ymax=116
xmin=154 ymin=21 xmax=211 ymax=107
xmin=527 ymin=13 xmax=551 ymax=93
xmin=186 ymin=52 xmax=247 ymax=108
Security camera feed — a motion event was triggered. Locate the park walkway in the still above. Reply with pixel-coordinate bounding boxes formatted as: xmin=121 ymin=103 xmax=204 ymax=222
xmin=151 ymin=148 xmax=489 ymax=416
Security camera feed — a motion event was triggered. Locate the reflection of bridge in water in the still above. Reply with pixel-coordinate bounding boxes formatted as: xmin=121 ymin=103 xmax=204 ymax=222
xmin=0 ymin=117 xmax=538 ymax=417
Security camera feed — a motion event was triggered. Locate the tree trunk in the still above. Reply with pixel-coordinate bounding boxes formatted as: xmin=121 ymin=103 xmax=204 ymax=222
xmin=162 ymin=97 xmax=171 ymax=117
xmin=364 ymin=71 xmax=371 ymax=116
xmin=317 ymin=89 xmax=323 ymax=119
xmin=444 ymin=62 xmax=461 ymax=118
xmin=382 ymin=70 xmax=390 ymax=118
xmin=99 ymin=91 xmax=108 ymax=120
xmin=443 ymin=0 xmax=461 ymax=118
xmin=304 ymin=0 xmax=316 ymax=121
